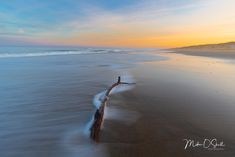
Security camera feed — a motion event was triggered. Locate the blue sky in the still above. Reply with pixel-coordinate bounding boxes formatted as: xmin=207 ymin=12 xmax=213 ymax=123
xmin=0 ymin=0 xmax=140 ymax=33
xmin=0 ymin=0 xmax=235 ymax=47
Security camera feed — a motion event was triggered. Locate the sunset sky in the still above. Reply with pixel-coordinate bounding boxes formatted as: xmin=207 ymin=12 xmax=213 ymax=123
xmin=0 ymin=0 xmax=235 ymax=48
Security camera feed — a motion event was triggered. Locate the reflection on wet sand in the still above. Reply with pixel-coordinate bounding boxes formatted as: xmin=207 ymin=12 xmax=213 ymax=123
xmin=103 ymin=52 xmax=235 ymax=157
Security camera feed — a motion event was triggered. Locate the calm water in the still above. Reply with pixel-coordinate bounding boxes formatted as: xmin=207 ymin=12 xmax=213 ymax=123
xmin=0 ymin=46 xmax=165 ymax=157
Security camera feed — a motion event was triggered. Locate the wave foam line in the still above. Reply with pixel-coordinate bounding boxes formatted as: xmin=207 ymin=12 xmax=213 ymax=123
xmin=0 ymin=51 xmax=109 ymax=58
xmin=90 ymin=75 xmax=135 ymax=130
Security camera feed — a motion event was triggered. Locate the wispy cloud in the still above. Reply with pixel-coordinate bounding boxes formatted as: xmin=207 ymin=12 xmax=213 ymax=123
xmin=1 ymin=0 xmax=235 ymax=47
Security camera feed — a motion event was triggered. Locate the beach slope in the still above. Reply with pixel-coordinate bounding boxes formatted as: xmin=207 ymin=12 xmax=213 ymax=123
xmin=172 ymin=42 xmax=235 ymax=59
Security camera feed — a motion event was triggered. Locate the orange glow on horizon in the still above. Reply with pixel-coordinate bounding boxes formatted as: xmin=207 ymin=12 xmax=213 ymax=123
xmin=47 ymin=31 xmax=235 ymax=48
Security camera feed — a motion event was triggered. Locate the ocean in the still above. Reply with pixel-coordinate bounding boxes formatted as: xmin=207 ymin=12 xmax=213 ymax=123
xmin=0 ymin=46 xmax=165 ymax=157
xmin=0 ymin=46 xmax=235 ymax=157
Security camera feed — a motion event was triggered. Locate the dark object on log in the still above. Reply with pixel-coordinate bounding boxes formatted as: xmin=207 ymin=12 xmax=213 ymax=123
xmin=90 ymin=76 xmax=135 ymax=142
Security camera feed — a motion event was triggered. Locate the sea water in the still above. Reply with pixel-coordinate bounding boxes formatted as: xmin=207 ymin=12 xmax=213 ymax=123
xmin=0 ymin=46 xmax=166 ymax=157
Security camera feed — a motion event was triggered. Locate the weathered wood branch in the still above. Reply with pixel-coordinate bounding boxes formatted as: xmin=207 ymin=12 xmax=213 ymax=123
xmin=90 ymin=76 xmax=135 ymax=142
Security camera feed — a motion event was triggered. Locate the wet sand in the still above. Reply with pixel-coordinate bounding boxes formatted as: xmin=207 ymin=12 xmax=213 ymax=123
xmin=101 ymin=53 xmax=235 ymax=157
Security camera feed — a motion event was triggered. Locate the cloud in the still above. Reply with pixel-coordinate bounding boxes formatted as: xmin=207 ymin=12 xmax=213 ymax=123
xmin=1 ymin=0 xmax=235 ymax=47
xmin=17 ymin=28 xmax=25 ymax=34
xmin=43 ymin=1 xmax=197 ymax=47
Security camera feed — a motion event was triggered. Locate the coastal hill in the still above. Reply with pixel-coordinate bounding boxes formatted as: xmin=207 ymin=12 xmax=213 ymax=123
xmin=172 ymin=42 xmax=235 ymax=59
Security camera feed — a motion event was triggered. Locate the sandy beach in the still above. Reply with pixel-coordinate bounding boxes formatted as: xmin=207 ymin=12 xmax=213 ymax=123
xmin=172 ymin=42 xmax=235 ymax=59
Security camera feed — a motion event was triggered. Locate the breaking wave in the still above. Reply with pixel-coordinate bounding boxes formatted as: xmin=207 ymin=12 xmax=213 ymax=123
xmin=0 ymin=49 xmax=129 ymax=58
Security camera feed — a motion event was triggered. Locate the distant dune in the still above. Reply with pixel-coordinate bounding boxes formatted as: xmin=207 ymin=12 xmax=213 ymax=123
xmin=171 ymin=42 xmax=235 ymax=59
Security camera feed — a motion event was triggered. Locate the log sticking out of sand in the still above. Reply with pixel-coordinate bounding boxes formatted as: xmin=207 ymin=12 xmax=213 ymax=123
xmin=90 ymin=76 xmax=135 ymax=142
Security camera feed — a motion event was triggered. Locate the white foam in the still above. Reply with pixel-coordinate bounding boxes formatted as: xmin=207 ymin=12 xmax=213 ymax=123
xmin=62 ymin=74 xmax=136 ymax=157
xmin=110 ymin=74 xmax=135 ymax=95
xmin=93 ymin=91 xmax=106 ymax=109
xmin=93 ymin=75 xmax=135 ymax=109
xmin=0 ymin=50 xmax=109 ymax=58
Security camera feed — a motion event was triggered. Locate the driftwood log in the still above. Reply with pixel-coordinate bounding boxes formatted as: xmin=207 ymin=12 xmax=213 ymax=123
xmin=90 ymin=76 xmax=135 ymax=142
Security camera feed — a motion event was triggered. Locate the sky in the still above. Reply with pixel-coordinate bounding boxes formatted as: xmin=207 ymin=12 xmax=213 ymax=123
xmin=0 ymin=0 xmax=235 ymax=48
